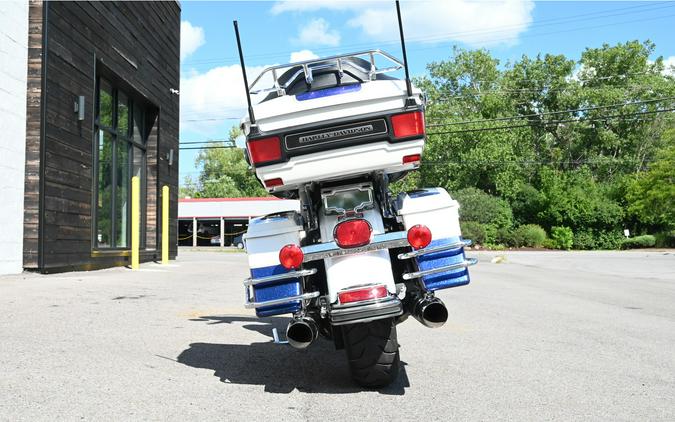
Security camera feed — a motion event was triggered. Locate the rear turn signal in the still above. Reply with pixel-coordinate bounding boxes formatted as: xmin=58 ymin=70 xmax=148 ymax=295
xmin=391 ymin=111 xmax=425 ymax=139
xmin=247 ymin=136 xmax=282 ymax=165
xmin=407 ymin=224 xmax=432 ymax=249
xmin=334 ymin=219 xmax=372 ymax=248
xmin=338 ymin=285 xmax=388 ymax=304
xmin=279 ymin=244 xmax=303 ymax=269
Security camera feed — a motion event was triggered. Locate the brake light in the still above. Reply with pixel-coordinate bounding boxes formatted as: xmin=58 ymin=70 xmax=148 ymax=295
xmin=402 ymin=154 xmax=421 ymax=164
xmin=279 ymin=244 xmax=303 ymax=269
xmin=407 ymin=224 xmax=432 ymax=249
xmin=247 ymin=136 xmax=282 ymax=165
xmin=338 ymin=285 xmax=388 ymax=304
xmin=391 ymin=111 xmax=425 ymax=139
xmin=334 ymin=219 xmax=372 ymax=248
xmin=264 ymin=178 xmax=283 ymax=188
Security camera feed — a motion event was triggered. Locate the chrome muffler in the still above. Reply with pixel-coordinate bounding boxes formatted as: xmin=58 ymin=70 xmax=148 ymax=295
xmin=286 ymin=317 xmax=319 ymax=349
xmin=412 ymin=295 xmax=448 ymax=328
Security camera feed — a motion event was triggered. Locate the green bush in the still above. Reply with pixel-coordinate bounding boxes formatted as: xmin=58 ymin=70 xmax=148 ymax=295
xmin=510 ymin=224 xmax=547 ymax=247
xmin=453 ymin=187 xmax=514 ymax=229
xmin=573 ymin=230 xmax=624 ymax=250
xmin=550 ymin=226 xmax=574 ymax=250
xmin=460 ymin=221 xmax=486 ymax=245
xmin=621 ymin=235 xmax=656 ymax=249
xmin=655 ymin=230 xmax=675 ymax=248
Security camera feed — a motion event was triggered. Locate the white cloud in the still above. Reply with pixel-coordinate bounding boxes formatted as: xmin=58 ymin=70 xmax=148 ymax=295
xmin=274 ymin=0 xmax=534 ymax=48
xmin=295 ymin=18 xmax=341 ymax=47
xmin=290 ymin=49 xmax=319 ymax=63
xmin=663 ymin=56 xmax=675 ymax=76
xmin=180 ymin=21 xmax=205 ymax=61
xmin=180 ymin=64 xmax=270 ymax=134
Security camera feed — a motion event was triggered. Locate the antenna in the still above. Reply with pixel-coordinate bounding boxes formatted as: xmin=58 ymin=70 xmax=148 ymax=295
xmin=233 ymin=20 xmax=256 ymax=126
xmin=395 ymin=0 xmax=414 ymax=101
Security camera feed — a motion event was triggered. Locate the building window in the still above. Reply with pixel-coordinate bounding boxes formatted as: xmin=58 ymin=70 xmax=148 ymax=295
xmin=95 ymin=77 xmax=147 ymax=249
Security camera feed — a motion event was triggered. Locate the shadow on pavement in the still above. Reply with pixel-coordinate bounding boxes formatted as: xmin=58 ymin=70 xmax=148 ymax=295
xmin=176 ymin=315 xmax=410 ymax=395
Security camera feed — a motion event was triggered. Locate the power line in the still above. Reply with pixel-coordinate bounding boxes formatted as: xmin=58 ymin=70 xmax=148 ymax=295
xmin=427 ymin=97 xmax=675 ymax=128
xmin=426 ymin=108 xmax=675 ymax=136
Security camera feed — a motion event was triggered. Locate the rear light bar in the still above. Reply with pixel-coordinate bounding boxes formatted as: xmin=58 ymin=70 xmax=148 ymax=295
xmin=391 ymin=111 xmax=425 ymax=139
xmin=247 ymin=136 xmax=282 ymax=165
xmin=338 ymin=285 xmax=389 ymax=304
xmin=334 ymin=218 xmax=373 ymax=248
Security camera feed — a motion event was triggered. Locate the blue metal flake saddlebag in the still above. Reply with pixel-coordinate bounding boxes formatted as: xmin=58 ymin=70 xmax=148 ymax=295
xmin=250 ymin=265 xmax=302 ymax=317
xmin=415 ymin=236 xmax=470 ymax=291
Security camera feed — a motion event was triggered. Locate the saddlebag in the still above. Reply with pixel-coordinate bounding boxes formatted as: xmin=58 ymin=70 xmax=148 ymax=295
xmin=397 ymin=188 xmax=472 ymax=291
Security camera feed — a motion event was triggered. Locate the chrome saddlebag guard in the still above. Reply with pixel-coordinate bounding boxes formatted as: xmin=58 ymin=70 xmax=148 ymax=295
xmin=244 ymin=267 xmax=319 ymax=317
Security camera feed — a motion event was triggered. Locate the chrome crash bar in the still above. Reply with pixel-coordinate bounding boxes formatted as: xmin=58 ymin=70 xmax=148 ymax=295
xmin=402 ymin=258 xmax=478 ymax=281
xmin=397 ymin=239 xmax=472 ymax=260
xmin=244 ymin=268 xmax=319 ymax=309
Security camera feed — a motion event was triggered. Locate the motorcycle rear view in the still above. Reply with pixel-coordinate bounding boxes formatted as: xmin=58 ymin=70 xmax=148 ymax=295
xmin=235 ymin=1 xmax=476 ymax=387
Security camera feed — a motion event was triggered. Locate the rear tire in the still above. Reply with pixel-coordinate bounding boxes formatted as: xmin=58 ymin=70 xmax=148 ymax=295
xmin=342 ymin=317 xmax=400 ymax=388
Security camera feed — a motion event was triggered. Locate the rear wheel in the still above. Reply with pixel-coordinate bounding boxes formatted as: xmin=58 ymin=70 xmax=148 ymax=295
xmin=342 ymin=317 xmax=400 ymax=388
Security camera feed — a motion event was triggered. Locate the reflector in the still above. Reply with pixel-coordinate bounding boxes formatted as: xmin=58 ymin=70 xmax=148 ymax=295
xmin=279 ymin=244 xmax=303 ymax=269
xmin=402 ymin=154 xmax=421 ymax=164
xmin=264 ymin=178 xmax=283 ymax=188
xmin=338 ymin=285 xmax=389 ymax=304
xmin=334 ymin=219 xmax=372 ymax=248
xmin=407 ymin=224 xmax=432 ymax=249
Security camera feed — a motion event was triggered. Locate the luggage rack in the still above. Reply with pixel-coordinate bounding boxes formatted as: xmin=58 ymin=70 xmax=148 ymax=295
xmin=248 ymin=50 xmax=404 ymax=97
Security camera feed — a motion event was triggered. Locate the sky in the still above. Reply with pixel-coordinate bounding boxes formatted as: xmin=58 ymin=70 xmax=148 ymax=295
xmin=178 ymin=0 xmax=675 ymax=185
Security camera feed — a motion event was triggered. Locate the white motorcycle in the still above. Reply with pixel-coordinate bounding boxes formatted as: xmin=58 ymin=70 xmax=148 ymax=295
xmin=234 ymin=4 xmax=476 ymax=387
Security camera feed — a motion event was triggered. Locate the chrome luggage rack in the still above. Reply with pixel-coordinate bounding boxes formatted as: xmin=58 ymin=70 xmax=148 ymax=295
xmin=248 ymin=49 xmax=404 ymax=97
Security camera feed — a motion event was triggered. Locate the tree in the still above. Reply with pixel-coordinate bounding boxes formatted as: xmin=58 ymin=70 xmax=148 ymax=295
xmin=627 ymin=129 xmax=675 ymax=230
xmin=180 ymin=126 xmax=268 ymax=198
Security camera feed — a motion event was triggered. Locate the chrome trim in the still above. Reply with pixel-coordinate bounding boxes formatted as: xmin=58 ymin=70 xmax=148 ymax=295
xmin=244 ymin=291 xmax=320 ymax=309
xmin=330 ymin=296 xmax=403 ymax=326
xmin=243 ymin=268 xmax=317 ymax=287
xmin=397 ymin=239 xmax=472 ymax=260
xmin=321 ymin=183 xmax=374 ymax=215
xmin=402 ymin=258 xmax=478 ymax=280
xmin=302 ymin=231 xmax=409 ymax=262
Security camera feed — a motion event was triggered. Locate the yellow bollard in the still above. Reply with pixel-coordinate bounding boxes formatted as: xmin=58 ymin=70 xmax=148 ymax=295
xmin=131 ymin=176 xmax=140 ymax=270
xmin=162 ymin=185 xmax=169 ymax=264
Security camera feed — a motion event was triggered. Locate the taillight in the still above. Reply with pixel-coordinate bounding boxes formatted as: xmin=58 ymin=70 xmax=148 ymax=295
xmin=334 ymin=219 xmax=372 ymax=248
xmin=391 ymin=111 xmax=425 ymax=139
xmin=247 ymin=136 xmax=282 ymax=165
xmin=279 ymin=244 xmax=303 ymax=269
xmin=402 ymin=154 xmax=421 ymax=164
xmin=407 ymin=224 xmax=432 ymax=249
xmin=264 ymin=178 xmax=283 ymax=188
xmin=338 ymin=285 xmax=388 ymax=304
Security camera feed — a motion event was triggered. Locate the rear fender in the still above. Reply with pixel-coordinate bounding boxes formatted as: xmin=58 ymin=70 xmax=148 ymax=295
xmin=318 ymin=208 xmax=396 ymax=304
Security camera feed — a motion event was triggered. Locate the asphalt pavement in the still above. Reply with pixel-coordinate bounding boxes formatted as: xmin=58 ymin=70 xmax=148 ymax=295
xmin=1 ymin=249 xmax=674 ymax=421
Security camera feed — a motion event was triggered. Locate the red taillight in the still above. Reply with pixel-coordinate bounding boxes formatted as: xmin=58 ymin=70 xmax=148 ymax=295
xmin=264 ymin=178 xmax=283 ymax=188
xmin=279 ymin=244 xmax=303 ymax=269
xmin=247 ymin=136 xmax=282 ymax=165
xmin=402 ymin=154 xmax=421 ymax=164
xmin=334 ymin=219 xmax=372 ymax=248
xmin=407 ymin=224 xmax=432 ymax=249
xmin=391 ymin=111 xmax=425 ymax=139
xmin=338 ymin=285 xmax=388 ymax=304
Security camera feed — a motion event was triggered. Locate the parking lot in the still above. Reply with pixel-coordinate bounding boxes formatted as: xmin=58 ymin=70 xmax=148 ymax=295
xmin=1 ymin=249 xmax=674 ymax=421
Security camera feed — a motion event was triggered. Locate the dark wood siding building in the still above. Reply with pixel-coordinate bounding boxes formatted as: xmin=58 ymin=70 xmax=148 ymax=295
xmin=24 ymin=1 xmax=180 ymax=272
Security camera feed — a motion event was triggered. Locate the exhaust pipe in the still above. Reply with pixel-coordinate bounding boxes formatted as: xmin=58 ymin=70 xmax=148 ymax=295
xmin=286 ymin=317 xmax=319 ymax=349
xmin=412 ymin=296 xmax=448 ymax=328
